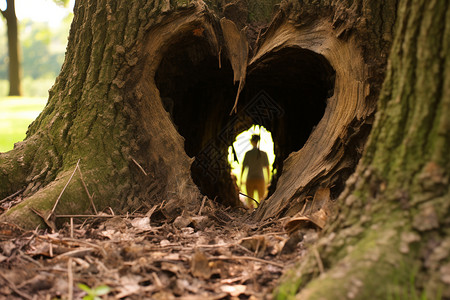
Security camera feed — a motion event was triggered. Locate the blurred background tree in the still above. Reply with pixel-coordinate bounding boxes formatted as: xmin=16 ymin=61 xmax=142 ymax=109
xmin=0 ymin=0 xmax=21 ymax=95
xmin=0 ymin=0 xmax=72 ymax=97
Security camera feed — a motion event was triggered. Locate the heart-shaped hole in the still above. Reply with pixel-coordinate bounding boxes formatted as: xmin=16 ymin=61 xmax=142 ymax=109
xmin=155 ymin=31 xmax=335 ymax=205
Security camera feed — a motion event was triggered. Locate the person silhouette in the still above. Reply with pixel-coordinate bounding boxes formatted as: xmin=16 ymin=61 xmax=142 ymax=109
xmin=240 ymin=134 xmax=270 ymax=207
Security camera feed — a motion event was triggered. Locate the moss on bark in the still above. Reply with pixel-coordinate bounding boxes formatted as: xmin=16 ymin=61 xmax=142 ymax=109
xmin=275 ymin=0 xmax=450 ymax=298
xmin=0 ymin=0 xmax=204 ymax=228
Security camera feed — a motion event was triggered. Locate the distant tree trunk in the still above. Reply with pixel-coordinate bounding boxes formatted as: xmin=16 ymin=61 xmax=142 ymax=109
xmin=275 ymin=0 xmax=450 ymax=298
xmin=1 ymin=0 xmax=22 ymax=96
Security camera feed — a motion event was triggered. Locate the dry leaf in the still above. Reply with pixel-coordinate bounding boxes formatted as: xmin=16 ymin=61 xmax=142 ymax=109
xmin=190 ymin=251 xmax=211 ymax=279
xmin=220 ymin=284 xmax=246 ymax=297
xmin=115 ymin=275 xmax=142 ymax=298
xmin=130 ymin=217 xmax=152 ymax=231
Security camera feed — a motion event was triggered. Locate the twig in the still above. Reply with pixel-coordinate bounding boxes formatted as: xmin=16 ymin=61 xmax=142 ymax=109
xmin=0 ymin=272 xmax=33 ymax=300
xmin=198 ymin=196 xmax=207 ymax=216
xmin=209 ymin=197 xmax=217 ymax=209
xmin=211 ymin=255 xmax=284 ymax=268
xmin=57 ymin=248 xmax=95 ymax=258
xmin=299 ymin=199 xmax=308 ymax=215
xmin=58 ymin=238 xmax=107 ymax=257
xmin=67 ymin=258 xmax=73 ymax=300
xmin=220 ymin=276 xmax=247 ymax=284
xmin=77 ymin=164 xmax=97 ymax=214
xmin=70 ymin=217 xmax=74 ymax=238
xmin=107 ymin=207 xmax=115 ymax=215
xmin=0 ymin=188 xmax=25 ymax=204
xmin=131 ymin=157 xmax=148 ymax=176
xmin=49 ymin=159 xmax=80 ymax=220
xmin=313 ymin=247 xmax=324 ymax=274
xmin=239 ymin=192 xmax=259 ymax=205
xmin=145 ymin=205 xmax=158 ymax=218
xmin=54 ymin=214 xmax=145 ymax=218
xmin=151 ymin=272 xmax=163 ymax=288
xmin=19 ymin=253 xmax=43 ymax=268
xmin=159 ymin=199 xmax=166 ymax=210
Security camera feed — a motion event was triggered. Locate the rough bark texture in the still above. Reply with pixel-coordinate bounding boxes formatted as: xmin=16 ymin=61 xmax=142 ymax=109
xmin=252 ymin=0 xmax=396 ymax=220
xmin=1 ymin=0 xmax=22 ymax=96
xmin=0 ymin=0 xmax=448 ymax=297
xmin=1 ymin=0 xmax=281 ymax=227
xmin=276 ymin=0 xmax=450 ymax=298
xmin=2 ymin=0 xmax=386 ymax=228
xmin=0 ymin=1 xmax=204 ymax=228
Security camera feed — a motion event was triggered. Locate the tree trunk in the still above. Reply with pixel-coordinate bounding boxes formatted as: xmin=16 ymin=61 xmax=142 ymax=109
xmin=1 ymin=1 xmax=205 ymax=228
xmin=275 ymin=0 xmax=450 ymax=298
xmin=1 ymin=0 xmax=22 ymax=96
xmin=0 ymin=1 xmax=448 ymax=298
xmin=0 ymin=0 xmax=390 ymax=229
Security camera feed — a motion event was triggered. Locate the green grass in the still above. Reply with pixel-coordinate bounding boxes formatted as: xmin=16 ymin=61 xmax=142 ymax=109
xmin=0 ymin=97 xmax=47 ymax=153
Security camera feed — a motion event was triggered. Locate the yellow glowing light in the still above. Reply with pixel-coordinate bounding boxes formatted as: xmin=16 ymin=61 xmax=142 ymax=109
xmin=228 ymin=125 xmax=275 ymax=189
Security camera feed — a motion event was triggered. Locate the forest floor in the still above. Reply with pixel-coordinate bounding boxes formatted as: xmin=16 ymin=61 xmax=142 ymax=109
xmin=0 ymin=198 xmax=317 ymax=299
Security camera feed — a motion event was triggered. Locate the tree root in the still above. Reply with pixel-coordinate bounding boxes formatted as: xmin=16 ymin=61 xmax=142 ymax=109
xmin=275 ymin=217 xmax=424 ymax=299
xmin=1 ymin=169 xmax=92 ymax=229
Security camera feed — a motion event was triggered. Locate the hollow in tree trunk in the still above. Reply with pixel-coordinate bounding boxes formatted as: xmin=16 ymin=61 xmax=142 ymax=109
xmin=0 ymin=0 xmax=448 ymax=297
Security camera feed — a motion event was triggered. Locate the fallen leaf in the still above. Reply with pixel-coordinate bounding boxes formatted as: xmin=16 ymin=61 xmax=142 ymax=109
xmin=130 ymin=217 xmax=152 ymax=231
xmin=220 ymin=284 xmax=246 ymax=297
xmin=115 ymin=275 xmax=142 ymax=298
xmin=190 ymin=251 xmax=211 ymax=279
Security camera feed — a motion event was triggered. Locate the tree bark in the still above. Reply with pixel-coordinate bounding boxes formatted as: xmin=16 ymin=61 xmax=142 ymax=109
xmin=275 ymin=0 xmax=450 ymax=298
xmin=0 ymin=1 xmax=204 ymax=228
xmin=0 ymin=2 xmax=448 ymax=298
xmin=1 ymin=0 xmax=22 ymax=96
xmin=0 ymin=0 xmax=390 ymax=229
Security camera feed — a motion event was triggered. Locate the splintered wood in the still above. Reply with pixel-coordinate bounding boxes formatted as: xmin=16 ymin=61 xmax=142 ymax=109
xmin=0 ymin=206 xmax=309 ymax=299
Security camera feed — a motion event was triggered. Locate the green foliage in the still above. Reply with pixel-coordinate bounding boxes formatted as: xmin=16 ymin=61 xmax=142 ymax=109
xmin=77 ymin=283 xmax=111 ymax=300
xmin=19 ymin=19 xmax=68 ymax=80
xmin=0 ymin=12 xmax=72 ymax=83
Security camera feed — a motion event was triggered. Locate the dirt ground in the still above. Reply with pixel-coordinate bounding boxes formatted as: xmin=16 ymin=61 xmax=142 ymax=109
xmin=0 ymin=197 xmax=317 ymax=299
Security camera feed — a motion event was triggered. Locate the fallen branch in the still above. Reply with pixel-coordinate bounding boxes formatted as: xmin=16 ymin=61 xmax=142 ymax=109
xmin=54 ymin=214 xmax=145 ymax=218
xmin=49 ymin=159 xmax=80 ymax=220
xmin=77 ymin=164 xmax=97 ymax=214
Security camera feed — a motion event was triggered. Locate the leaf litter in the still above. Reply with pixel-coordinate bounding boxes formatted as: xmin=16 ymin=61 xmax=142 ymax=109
xmin=0 ymin=200 xmax=319 ymax=299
